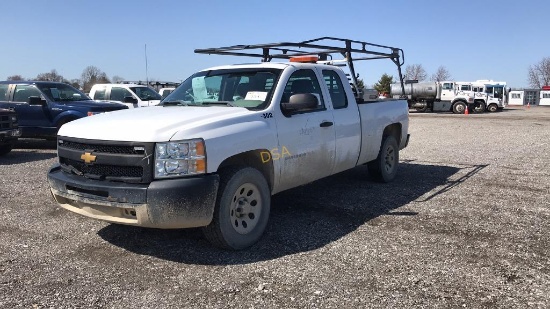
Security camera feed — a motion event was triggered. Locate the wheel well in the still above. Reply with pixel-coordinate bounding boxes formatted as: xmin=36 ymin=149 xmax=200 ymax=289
xmin=383 ymin=123 xmax=401 ymax=143
xmin=56 ymin=117 xmax=78 ymax=129
xmin=217 ymin=150 xmax=274 ymax=192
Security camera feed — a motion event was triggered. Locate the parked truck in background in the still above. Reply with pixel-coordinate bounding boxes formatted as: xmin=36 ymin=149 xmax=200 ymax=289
xmin=390 ymin=80 xmax=475 ymax=113
xmin=0 ymin=81 xmax=128 ymax=139
xmin=89 ymin=83 xmax=162 ymax=108
xmin=472 ymin=80 xmax=508 ymax=112
xmin=48 ymin=37 xmax=410 ymax=250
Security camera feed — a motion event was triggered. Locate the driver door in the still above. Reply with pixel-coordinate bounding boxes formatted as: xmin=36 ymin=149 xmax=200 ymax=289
xmin=274 ymin=69 xmax=336 ymax=192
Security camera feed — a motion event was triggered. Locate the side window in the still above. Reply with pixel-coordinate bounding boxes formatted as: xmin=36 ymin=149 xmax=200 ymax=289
xmin=110 ymin=87 xmax=132 ymax=102
xmin=0 ymin=84 xmax=8 ymax=101
xmin=93 ymin=88 xmax=107 ymax=100
xmin=442 ymin=83 xmax=453 ymax=90
xmin=460 ymin=85 xmax=471 ymax=91
xmin=322 ymin=70 xmax=347 ymax=109
xmin=13 ymin=85 xmax=42 ymax=103
xmin=282 ymin=69 xmax=324 ymax=110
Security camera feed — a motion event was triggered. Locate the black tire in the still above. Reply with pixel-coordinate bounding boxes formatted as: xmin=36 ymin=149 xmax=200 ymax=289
xmin=452 ymin=102 xmax=466 ymax=114
xmin=473 ymin=102 xmax=486 ymax=113
xmin=415 ymin=105 xmax=428 ymax=112
xmin=202 ymin=167 xmax=271 ymax=250
xmin=367 ymin=135 xmax=399 ymax=183
xmin=487 ymin=104 xmax=498 ymax=112
xmin=0 ymin=144 xmax=13 ymax=156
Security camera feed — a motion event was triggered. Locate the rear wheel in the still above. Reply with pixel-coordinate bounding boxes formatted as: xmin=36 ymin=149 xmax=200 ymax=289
xmin=487 ymin=104 xmax=498 ymax=112
xmin=415 ymin=104 xmax=428 ymax=112
xmin=473 ymin=101 xmax=486 ymax=113
xmin=202 ymin=167 xmax=271 ymax=250
xmin=452 ymin=102 xmax=467 ymax=114
xmin=368 ymin=135 xmax=399 ymax=183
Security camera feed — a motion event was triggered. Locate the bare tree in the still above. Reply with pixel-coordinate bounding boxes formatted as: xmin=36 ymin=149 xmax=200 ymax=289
xmin=528 ymin=57 xmax=550 ymax=88
xmin=7 ymin=75 xmax=25 ymax=81
xmin=69 ymin=79 xmax=82 ymax=90
xmin=81 ymin=66 xmax=110 ymax=92
xmin=430 ymin=66 xmax=452 ymax=82
xmin=404 ymin=64 xmax=427 ymax=81
xmin=35 ymin=69 xmax=65 ymax=82
xmin=112 ymin=75 xmax=125 ymax=84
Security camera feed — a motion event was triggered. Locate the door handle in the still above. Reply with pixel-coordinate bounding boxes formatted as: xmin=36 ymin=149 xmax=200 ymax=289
xmin=320 ymin=121 xmax=333 ymax=127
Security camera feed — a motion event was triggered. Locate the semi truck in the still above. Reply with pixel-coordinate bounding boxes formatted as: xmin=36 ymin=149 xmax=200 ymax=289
xmin=47 ymin=37 xmax=410 ymax=250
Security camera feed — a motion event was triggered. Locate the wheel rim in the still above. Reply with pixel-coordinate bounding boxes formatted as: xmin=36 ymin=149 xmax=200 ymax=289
xmin=229 ymin=183 xmax=262 ymax=234
xmin=384 ymin=145 xmax=395 ymax=174
xmin=456 ymin=104 xmax=465 ymax=113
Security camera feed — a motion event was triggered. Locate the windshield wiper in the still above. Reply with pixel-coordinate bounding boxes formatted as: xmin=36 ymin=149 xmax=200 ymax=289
xmin=201 ymin=101 xmax=237 ymax=107
xmin=162 ymin=100 xmax=189 ymax=106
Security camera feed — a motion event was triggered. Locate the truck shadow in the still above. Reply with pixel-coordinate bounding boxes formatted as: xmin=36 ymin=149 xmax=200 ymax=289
xmin=98 ymin=162 xmax=486 ymax=265
xmin=15 ymin=138 xmax=57 ymax=150
xmin=0 ymin=139 xmax=57 ymax=164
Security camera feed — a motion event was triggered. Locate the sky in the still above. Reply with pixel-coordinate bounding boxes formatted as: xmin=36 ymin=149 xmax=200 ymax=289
xmin=2 ymin=0 xmax=549 ymax=88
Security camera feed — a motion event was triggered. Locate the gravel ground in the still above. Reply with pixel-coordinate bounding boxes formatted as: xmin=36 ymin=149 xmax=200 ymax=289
xmin=1 ymin=106 xmax=549 ymax=308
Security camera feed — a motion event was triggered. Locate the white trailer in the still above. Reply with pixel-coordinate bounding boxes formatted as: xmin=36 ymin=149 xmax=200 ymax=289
xmin=540 ymin=90 xmax=550 ymax=106
xmin=508 ymin=90 xmax=524 ymax=106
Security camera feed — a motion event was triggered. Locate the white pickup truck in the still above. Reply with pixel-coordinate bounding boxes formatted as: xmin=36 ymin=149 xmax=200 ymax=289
xmin=47 ymin=38 xmax=410 ymax=250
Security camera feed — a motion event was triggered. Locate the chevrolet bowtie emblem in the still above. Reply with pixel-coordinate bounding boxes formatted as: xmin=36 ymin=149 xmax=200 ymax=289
xmin=81 ymin=152 xmax=97 ymax=164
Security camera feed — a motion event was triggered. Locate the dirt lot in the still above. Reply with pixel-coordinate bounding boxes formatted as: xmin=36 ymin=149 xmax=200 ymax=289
xmin=1 ymin=106 xmax=549 ymax=308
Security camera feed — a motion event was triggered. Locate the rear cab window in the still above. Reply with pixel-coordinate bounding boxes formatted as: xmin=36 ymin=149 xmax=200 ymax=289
xmin=322 ymin=70 xmax=348 ymax=109
xmin=13 ymin=85 xmax=42 ymax=103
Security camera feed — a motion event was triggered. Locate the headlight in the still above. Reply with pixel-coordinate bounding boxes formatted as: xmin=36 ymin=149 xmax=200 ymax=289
xmin=155 ymin=139 xmax=206 ymax=178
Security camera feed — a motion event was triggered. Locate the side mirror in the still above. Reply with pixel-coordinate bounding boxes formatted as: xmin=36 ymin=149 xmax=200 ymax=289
xmin=28 ymin=96 xmax=46 ymax=105
xmin=123 ymin=96 xmax=138 ymax=104
xmin=281 ymin=93 xmax=318 ymax=115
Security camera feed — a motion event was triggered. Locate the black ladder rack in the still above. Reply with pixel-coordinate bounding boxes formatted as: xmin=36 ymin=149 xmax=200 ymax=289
xmin=194 ymin=37 xmax=406 ymax=97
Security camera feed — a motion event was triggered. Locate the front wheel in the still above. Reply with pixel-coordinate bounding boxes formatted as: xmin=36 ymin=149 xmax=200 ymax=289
xmin=452 ymin=102 xmax=467 ymax=114
xmin=202 ymin=167 xmax=271 ymax=250
xmin=367 ymin=135 xmax=399 ymax=183
xmin=487 ymin=104 xmax=498 ymax=112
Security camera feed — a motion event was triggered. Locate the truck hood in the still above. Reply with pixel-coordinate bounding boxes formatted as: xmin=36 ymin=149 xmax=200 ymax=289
xmin=57 ymin=99 xmax=128 ymax=110
xmin=58 ymin=105 xmax=252 ymax=142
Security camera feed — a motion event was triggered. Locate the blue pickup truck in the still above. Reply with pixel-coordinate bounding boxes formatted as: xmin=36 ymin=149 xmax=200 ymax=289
xmin=0 ymin=81 xmax=128 ymax=139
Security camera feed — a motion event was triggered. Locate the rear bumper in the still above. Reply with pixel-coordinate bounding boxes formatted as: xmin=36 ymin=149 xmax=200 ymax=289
xmin=47 ymin=163 xmax=220 ymax=228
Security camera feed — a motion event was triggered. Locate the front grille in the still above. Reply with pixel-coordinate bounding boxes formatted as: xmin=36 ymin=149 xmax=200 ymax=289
xmin=60 ymin=140 xmax=142 ymax=154
xmin=61 ymin=158 xmax=143 ymax=178
xmin=57 ymin=136 xmax=154 ymax=183
xmin=0 ymin=114 xmax=16 ymax=130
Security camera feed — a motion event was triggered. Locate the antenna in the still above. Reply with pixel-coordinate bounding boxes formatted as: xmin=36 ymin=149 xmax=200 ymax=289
xmin=145 ymin=44 xmax=149 ymax=86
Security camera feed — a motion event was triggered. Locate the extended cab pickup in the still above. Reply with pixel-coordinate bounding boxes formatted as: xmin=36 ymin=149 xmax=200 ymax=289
xmin=47 ymin=38 xmax=410 ymax=249
xmin=0 ymin=81 xmax=128 ymax=139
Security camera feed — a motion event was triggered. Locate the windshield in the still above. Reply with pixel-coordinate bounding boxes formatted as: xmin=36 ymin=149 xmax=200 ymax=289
xmin=37 ymin=83 xmax=90 ymax=102
xmin=129 ymin=86 xmax=162 ymax=101
xmin=162 ymin=68 xmax=281 ymax=110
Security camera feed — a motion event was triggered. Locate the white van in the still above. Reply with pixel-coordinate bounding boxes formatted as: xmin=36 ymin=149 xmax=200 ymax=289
xmin=89 ymin=84 xmax=162 ymax=108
